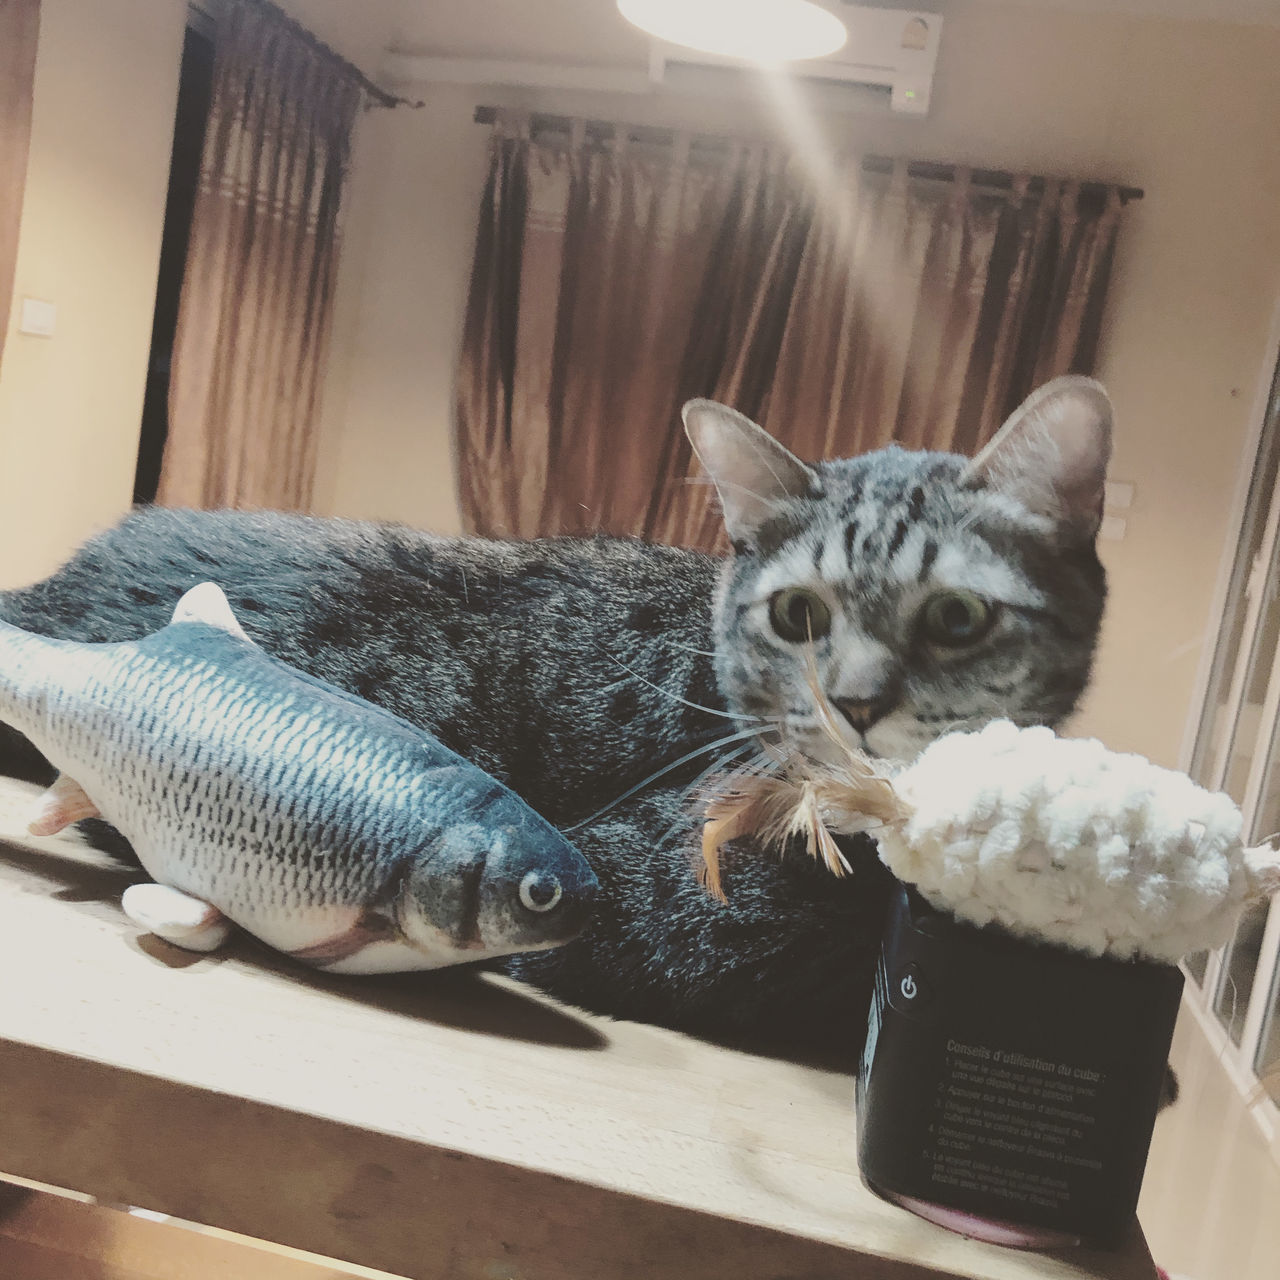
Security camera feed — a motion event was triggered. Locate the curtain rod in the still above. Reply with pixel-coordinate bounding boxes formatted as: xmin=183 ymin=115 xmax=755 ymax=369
xmin=472 ymin=106 xmax=1144 ymax=204
xmin=861 ymin=155 xmax=1143 ymax=204
xmin=190 ymin=0 xmax=421 ymax=110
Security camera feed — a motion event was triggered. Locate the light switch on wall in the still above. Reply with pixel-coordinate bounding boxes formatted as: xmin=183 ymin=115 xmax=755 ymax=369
xmin=18 ymin=297 xmax=57 ymax=337
xmin=1104 ymin=480 xmax=1135 ymax=510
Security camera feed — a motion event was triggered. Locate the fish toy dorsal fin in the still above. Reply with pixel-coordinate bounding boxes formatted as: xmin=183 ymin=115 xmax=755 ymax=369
xmin=170 ymin=582 xmax=254 ymax=644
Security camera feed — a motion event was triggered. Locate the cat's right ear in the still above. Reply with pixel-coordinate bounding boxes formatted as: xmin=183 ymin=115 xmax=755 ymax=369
xmin=683 ymin=400 xmax=818 ymax=547
xmin=961 ymin=376 xmax=1113 ymax=543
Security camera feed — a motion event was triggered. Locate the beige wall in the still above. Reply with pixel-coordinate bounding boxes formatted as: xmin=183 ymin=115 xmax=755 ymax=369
xmin=311 ymin=94 xmax=487 ymax=530
xmin=316 ymin=3 xmax=1280 ymax=768
xmin=1 ymin=2 xmax=1278 ymax=772
xmin=0 ymin=0 xmax=186 ymax=590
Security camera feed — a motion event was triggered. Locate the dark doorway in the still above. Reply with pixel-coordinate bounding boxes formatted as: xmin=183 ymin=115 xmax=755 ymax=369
xmin=133 ymin=22 xmax=215 ymax=505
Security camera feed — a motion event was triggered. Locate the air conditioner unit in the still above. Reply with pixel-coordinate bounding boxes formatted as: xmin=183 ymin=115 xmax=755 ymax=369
xmin=382 ymin=5 xmax=942 ymax=118
xmin=649 ymin=4 xmax=943 ymax=116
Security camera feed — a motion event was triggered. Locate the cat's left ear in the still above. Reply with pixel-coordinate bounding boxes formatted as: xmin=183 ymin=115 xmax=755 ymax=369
xmin=683 ymin=400 xmax=818 ymax=546
xmin=961 ymin=376 xmax=1113 ymax=542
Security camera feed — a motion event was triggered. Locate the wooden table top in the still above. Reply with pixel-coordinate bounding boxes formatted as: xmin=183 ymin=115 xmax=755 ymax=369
xmin=0 ymin=775 xmax=1159 ymax=1280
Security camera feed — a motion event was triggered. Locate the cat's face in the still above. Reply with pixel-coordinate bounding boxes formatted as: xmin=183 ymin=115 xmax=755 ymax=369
xmin=686 ymin=379 xmax=1111 ymax=766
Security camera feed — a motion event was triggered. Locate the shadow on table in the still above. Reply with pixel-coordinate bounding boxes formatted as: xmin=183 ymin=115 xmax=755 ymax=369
xmin=0 ymin=836 xmax=608 ymax=1053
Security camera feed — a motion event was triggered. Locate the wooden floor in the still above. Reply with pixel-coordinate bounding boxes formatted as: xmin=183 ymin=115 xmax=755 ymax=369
xmin=0 ymin=774 xmax=1160 ymax=1280
xmin=0 ymin=1177 xmax=402 ymax=1280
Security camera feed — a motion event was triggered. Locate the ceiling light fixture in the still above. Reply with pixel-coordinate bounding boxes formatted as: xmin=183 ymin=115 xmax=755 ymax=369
xmin=617 ymin=0 xmax=848 ymax=65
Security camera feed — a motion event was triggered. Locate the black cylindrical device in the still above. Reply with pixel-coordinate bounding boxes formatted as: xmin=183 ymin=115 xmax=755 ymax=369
xmin=856 ymin=883 xmax=1183 ymax=1246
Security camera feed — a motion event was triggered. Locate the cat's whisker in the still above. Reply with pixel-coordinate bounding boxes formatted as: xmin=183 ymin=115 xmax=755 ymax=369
xmin=660 ymin=638 xmax=718 ymax=659
xmin=729 ymin=747 xmax=783 ymax=779
xmin=650 ymin=740 xmax=768 ymax=852
xmin=597 ymin=675 xmax=641 ymax=698
xmin=701 ymin=747 xmax=781 ymax=800
xmin=596 ymin=648 xmax=769 ymax=724
xmin=564 ymin=725 xmax=772 ymax=832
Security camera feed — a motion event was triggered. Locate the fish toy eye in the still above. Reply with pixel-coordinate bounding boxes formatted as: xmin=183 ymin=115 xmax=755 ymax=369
xmin=519 ymin=870 xmax=563 ymax=913
xmin=768 ymin=588 xmax=832 ymax=643
xmin=920 ymin=590 xmax=995 ymax=648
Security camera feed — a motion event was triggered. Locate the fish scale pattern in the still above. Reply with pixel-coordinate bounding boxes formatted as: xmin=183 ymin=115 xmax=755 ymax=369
xmin=3 ymin=626 xmax=431 ymax=926
xmin=0 ymin=602 xmax=595 ymax=967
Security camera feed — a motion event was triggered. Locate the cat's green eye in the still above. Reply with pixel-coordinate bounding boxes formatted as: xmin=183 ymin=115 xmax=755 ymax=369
xmin=920 ymin=590 xmax=995 ymax=648
xmin=768 ymin=588 xmax=832 ymax=643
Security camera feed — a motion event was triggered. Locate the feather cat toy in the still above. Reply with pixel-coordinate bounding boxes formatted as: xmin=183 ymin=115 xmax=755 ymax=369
xmin=0 ymin=583 xmax=597 ymax=972
xmin=702 ymin=718 xmax=1280 ymax=964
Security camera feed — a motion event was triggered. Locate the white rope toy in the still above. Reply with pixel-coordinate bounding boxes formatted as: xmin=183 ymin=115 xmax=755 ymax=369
xmin=702 ymin=719 xmax=1280 ymax=964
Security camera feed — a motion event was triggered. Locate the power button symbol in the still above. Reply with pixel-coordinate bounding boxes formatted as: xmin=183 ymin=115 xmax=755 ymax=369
xmin=891 ymin=963 xmax=929 ymax=1013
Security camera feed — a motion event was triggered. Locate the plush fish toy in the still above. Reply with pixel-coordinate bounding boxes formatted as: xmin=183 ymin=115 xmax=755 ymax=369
xmin=0 ymin=583 xmax=597 ymax=972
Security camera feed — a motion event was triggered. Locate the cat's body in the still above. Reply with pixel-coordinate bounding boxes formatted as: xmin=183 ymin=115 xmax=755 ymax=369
xmin=0 ymin=380 xmax=1113 ymax=1054
xmin=0 ymin=509 xmax=896 ymax=1048
xmin=0 ymin=511 xmax=726 ymax=823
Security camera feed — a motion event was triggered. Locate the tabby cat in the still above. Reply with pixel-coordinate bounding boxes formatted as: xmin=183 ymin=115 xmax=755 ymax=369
xmin=0 ymin=377 xmax=1111 ymax=1054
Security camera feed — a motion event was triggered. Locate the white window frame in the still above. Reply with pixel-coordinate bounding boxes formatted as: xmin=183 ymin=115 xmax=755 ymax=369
xmin=1179 ymin=301 xmax=1280 ymax=1170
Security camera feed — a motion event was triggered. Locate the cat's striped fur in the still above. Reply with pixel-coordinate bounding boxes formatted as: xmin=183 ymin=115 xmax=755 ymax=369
xmin=712 ymin=436 xmax=1104 ymax=768
xmin=0 ymin=378 xmax=1111 ymax=1052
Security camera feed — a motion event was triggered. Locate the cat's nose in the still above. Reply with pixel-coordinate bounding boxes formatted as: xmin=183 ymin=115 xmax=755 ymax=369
xmin=832 ymin=694 xmax=896 ymax=735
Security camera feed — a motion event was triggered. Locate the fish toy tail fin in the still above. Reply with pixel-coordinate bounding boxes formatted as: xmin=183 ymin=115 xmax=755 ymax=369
xmin=0 ymin=617 xmax=63 ymax=737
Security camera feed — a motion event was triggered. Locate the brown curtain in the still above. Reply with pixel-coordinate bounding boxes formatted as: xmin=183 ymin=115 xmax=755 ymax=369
xmin=457 ymin=121 xmax=811 ymax=540
xmin=157 ymin=0 xmax=361 ymax=511
xmin=0 ymin=0 xmax=40 ymax=375
xmin=457 ymin=120 xmax=1126 ymax=550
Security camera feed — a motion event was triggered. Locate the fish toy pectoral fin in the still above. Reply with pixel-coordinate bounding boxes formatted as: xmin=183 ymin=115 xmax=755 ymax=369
xmin=28 ymin=774 xmax=101 ymax=836
xmin=170 ymin=582 xmax=254 ymax=644
xmin=121 ymin=883 xmax=232 ymax=953
xmin=287 ymin=912 xmax=399 ymax=970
